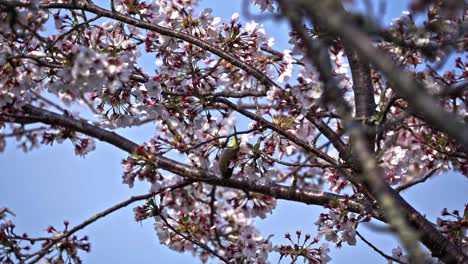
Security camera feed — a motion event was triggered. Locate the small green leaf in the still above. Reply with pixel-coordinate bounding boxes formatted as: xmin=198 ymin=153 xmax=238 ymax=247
xmin=253 ymin=142 xmax=261 ymax=151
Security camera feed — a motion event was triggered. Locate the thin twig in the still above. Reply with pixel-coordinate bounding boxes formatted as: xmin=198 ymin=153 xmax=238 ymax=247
xmin=45 ymin=15 xmax=102 ymax=52
xmin=356 ymin=230 xmax=408 ymax=264
xmin=181 ymin=128 xmax=257 ymax=152
xmin=159 ymin=214 xmax=228 ymax=263
xmin=208 ymin=186 xmax=223 ymax=247
xmin=27 ymin=181 xmax=194 ymax=263
xmin=216 ymin=98 xmax=338 ymax=167
xmin=1 ymin=126 xmax=47 ymax=137
xmin=32 ymin=91 xmax=65 ymax=113
xmin=396 ymin=168 xmax=439 ymax=192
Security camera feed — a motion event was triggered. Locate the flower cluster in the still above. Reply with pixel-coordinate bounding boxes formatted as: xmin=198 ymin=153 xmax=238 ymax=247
xmin=122 ymin=144 xmax=163 ymax=188
xmin=251 ymin=0 xmax=275 ymax=13
xmin=0 ymin=212 xmax=90 ymax=264
xmin=41 ymin=127 xmax=96 ymax=157
xmin=314 ymin=199 xmax=369 ymax=248
xmin=315 ymin=211 xmax=357 ymax=247
xmin=228 ymin=192 xmax=276 ymax=219
xmin=275 ymin=231 xmax=331 ymax=263
xmin=0 ymin=0 xmax=48 ymax=36
xmin=0 ymin=207 xmax=20 ymax=263
xmin=388 ymin=246 xmax=444 ymax=264
xmin=40 ymin=222 xmax=91 ymax=264
xmin=436 ymin=206 xmax=468 ymax=254
xmin=127 ymin=176 xmax=278 ymax=263
xmin=223 ymin=226 xmax=273 ymax=263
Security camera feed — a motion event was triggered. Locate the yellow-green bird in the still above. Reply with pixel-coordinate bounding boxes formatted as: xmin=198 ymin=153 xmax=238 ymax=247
xmin=218 ymin=129 xmax=240 ymax=179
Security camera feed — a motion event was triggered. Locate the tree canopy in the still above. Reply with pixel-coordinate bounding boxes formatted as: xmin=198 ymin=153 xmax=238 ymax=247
xmin=0 ymin=0 xmax=467 ymax=263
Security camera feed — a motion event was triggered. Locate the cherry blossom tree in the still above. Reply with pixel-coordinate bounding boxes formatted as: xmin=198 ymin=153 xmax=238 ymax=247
xmin=0 ymin=0 xmax=467 ymax=263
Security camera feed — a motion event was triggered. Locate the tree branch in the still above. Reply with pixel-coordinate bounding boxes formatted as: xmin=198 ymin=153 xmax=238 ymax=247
xmin=289 ymin=1 xmax=468 ymax=263
xmin=356 ymin=230 xmax=408 ymax=264
xmin=31 ymin=1 xmax=280 ymax=91
xmin=27 ymin=181 xmax=194 ymax=263
xmin=300 ymin=0 xmax=468 ymax=153
xmin=1 ymin=105 xmax=384 ymax=223
xmin=346 ymin=47 xmax=377 ymax=151
xmin=306 ymin=116 xmax=349 ymax=162
xmin=159 ymin=214 xmax=228 ymax=263
xmin=215 ymin=98 xmax=339 ymax=166
xmin=396 ymin=168 xmax=439 ymax=193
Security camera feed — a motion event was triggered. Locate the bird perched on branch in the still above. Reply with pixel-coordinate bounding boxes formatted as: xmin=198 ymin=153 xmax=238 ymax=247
xmin=218 ymin=128 xmax=240 ymax=179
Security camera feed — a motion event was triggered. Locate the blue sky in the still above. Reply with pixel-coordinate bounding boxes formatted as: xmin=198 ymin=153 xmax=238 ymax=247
xmin=1 ymin=0 xmax=466 ymax=263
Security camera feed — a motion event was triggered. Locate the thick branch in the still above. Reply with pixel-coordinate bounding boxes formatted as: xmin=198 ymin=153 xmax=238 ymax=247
xmin=347 ymin=49 xmax=376 ymax=119
xmin=291 ymin=1 xmax=468 ymax=263
xmin=282 ymin=5 xmax=424 ymax=260
xmin=306 ymin=116 xmax=349 ymax=162
xmin=346 ymin=48 xmax=376 ymax=151
xmin=349 ymin=127 xmax=425 ymax=263
xmin=301 ymin=0 xmax=468 ymax=153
